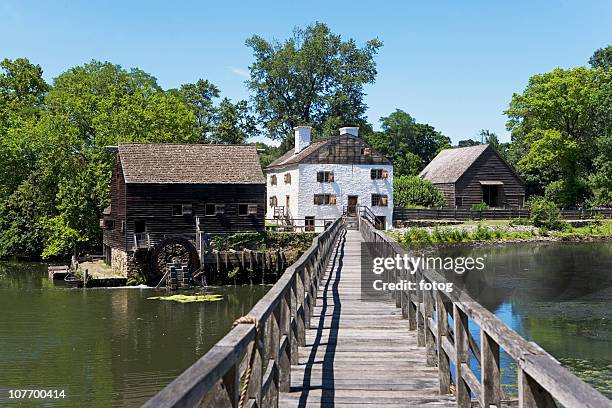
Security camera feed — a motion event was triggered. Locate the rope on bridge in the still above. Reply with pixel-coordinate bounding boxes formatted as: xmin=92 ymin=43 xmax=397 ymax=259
xmin=232 ymin=315 xmax=259 ymax=408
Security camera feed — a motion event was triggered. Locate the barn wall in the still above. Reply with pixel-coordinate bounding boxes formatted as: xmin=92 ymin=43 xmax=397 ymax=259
xmin=433 ymin=183 xmax=455 ymax=208
xmin=455 ymin=147 xmax=525 ymax=208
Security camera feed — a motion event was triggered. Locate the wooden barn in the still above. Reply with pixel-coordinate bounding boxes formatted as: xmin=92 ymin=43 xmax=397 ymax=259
xmin=101 ymin=143 xmax=266 ymax=279
xmin=418 ymin=144 xmax=525 ymax=208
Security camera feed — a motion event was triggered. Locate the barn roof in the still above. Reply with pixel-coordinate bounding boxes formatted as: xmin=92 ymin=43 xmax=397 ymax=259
xmin=418 ymin=144 xmax=490 ymax=183
xmin=117 ymin=143 xmax=265 ymax=184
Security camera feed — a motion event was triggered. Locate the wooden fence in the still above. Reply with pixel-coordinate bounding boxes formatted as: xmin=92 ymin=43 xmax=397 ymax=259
xmin=393 ymin=207 xmax=612 ymax=221
xmin=360 ymin=218 xmax=612 ymax=408
xmin=143 ymin=217 xmax=343 ymax=408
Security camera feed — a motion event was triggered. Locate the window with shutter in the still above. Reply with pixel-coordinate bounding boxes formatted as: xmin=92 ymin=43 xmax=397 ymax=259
xmin=371 ymin=194 xmax=388 ymax=207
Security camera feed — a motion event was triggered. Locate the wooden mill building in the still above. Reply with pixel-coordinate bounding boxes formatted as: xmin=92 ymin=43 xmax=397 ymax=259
xmin=101 ymin=143 xmax=266 ymax=279
xmin=419 ymin=144 xmax=525 ymax=208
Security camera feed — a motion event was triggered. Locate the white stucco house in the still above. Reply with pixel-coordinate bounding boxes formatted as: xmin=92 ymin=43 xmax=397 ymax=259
xmin=265 ymin=126 xmax=394 ymax=231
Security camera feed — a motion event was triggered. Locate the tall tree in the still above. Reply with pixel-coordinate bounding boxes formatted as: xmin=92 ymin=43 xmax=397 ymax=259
xmin=246 ymin=22 xmax=382 ymax=143
xmin=505 ymin=67 xmax=611 ymax=205
xmin=364 ymin=110 xmax=450 ymax=176
xmin=589 ymin=45 xmax=612 ymax=70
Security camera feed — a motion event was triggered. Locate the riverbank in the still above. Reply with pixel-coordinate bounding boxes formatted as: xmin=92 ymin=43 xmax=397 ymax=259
xmin=388 ymin=219 xmax=612 ymax=247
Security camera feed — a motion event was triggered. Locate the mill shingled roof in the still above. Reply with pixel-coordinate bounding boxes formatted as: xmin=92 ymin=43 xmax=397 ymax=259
xmin=418 ymin=144 xmax=490 ymax=183
xmin=118 ymin=143 xmax=265 ymax=184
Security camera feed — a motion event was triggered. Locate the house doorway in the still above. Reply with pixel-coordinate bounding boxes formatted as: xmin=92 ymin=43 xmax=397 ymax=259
xmin=482 ymin=185 xmax=499 ymax=207
xmin=347 ymin=196 xmax=358 ymax=216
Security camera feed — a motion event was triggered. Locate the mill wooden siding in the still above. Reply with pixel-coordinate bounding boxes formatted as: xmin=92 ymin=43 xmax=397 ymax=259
xmin=104 ymin=156 xmax=127 ymax=250
xmin=124 ymin=184 xmax=266 ymax=240
xmin=454 ymin=147 xmax=525 ymax=208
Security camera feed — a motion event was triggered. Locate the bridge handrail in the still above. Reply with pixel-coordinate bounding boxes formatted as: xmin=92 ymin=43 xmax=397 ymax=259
xmin=359 ymin=217 xmax=612 ymax=408
xmin=144 ymin=217 xmax=344 ymax=408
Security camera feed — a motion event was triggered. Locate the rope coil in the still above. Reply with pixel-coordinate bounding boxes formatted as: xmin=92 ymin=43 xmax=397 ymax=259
xmin=232 ymin=315 xmax=259 ymax=408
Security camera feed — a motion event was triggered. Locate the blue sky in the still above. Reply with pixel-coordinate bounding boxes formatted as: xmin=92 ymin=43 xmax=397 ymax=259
xmin=1 ymin=0 xmax=611 ymax=145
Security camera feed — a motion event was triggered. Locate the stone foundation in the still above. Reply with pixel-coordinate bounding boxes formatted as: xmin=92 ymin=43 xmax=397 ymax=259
xmin=109 ymin=248 xmax=148 ymax=280
xmin=110 ymin=248 xmax=129 ymax=277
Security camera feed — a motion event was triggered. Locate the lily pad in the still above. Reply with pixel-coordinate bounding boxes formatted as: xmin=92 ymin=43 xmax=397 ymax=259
xmin=147 ymin=294 xmax=223 ymax=303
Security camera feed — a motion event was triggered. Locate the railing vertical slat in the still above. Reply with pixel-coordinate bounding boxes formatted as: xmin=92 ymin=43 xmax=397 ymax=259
xmin=436 ymin=292 xmax=452 ymax=394
xmin=519 ymin=369 xmax=557 ymax=408
xmin=453 ymin=304 xmax=471 ymax=407
xmin=481 ymin=329 xmax=502 ymax=407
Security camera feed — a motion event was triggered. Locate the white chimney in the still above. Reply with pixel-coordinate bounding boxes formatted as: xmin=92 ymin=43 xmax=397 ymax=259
xmin=294 ymin=126 xmax=312 ymax=154
xmin=339 ymin=126 xmax=359 ymax=137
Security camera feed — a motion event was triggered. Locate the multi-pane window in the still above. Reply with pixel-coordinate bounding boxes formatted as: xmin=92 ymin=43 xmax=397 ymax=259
xmin=455 ymin=197 xmax=463 ymax=207
xmin=205 ymin=203 xmax=216 ymax=216
xmin=314 ymin=194 xmax=337 ymax=205
xmin=270 ymin=175 xmax=277 ymax=185
xmin=269 ymin=196 xmax=278 ymax=207
xmin=316 ymin=171 xmax=334 ymax=182
xmin=361 ymin=147 xmax=371 ymax=156
xmin=172 ymin=204 xmax=192 ymax=216
xmin=371 ymin=194 xmax=388 ymax=207
xmin=284 ymin=173 xmax=291 ymax=184
xmin=370 ymin=169 xmax=389 ymax=179
xmin=239 ymin=204 xmax=258 ymax=216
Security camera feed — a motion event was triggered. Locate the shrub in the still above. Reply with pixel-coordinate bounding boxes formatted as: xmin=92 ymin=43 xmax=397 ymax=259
xmin=394 ymin=176 xmax=446 ymax=208
xmin=544 ymin=178 xmax=591 ymax=208
xmin=470 ymin=202 xmax=489 ymax=211
xmin=528 ymin=196 xmax=566 ymax=230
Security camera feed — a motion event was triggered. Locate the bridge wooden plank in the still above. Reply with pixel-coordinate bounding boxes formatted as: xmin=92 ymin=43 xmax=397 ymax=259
xmin=279 ymin=229 xmax=455 ymax=408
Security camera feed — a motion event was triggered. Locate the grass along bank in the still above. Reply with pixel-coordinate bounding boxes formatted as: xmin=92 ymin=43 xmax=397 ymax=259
xmin=388 ymin=219 xmax=612 ymax=246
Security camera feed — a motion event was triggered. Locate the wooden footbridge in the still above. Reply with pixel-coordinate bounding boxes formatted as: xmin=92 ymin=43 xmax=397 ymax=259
xmin=145 ymin=217 xmax=612 ymax=408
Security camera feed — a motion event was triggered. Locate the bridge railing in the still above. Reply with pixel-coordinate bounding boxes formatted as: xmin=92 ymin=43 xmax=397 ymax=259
xmin=144 ymin=217 xmax=344 ymax=408
xmin=360 ymin=218 xmax=612 ymax=408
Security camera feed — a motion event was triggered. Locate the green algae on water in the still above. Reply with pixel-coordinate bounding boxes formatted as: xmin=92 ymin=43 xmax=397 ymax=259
xmin=147 ymin=294 xmax=223 ymax=303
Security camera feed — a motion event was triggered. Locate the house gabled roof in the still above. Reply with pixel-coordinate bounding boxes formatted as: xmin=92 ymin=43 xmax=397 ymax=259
xmin=266 ymin=135 xmax=391 ymax=170
xmin=117 ymin=143 xmax=265 ymax=184
xmin=418 ymin=144 xmax=490 ymax=184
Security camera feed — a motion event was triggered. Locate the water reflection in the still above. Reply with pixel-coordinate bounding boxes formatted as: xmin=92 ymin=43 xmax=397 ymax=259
xmin=438 ymin=242 xmax=612 ymax=397
xmin=0 ymin=261 xmax=269 ymax=407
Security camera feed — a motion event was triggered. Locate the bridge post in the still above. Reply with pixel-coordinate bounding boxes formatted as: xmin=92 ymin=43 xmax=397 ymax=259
xmin=290 ymin=275 xmax=301 ymax=361
xmin=481 ymin=330 xmax=502 ymax=407
xmin=436 ymin=292 xmax=452 ymax=394
xmin=279 ymin=288 xmax=292 ymax=392
xmin=424 ymin=288 xmax=436 ymax=366
xmin=453 ymin=305 xmax=471 ymax=407
xmin=518 ymin=369 xmax=556 ymax=408
xmin=416 ymin=269 xmax=426 ymax=347
xmin=295 ymin=271 xmax=306 ymax=347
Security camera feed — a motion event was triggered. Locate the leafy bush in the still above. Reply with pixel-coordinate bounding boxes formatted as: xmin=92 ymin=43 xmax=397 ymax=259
xmin=544 ymin=178 xmax=591 ymax=208
xmin=394 ymin=176 xmax=445 ymax=208
xmin=528 ymin=196 xmax=567 ymax=230
xmin=470 ymin=202 xmax=489 ymax=211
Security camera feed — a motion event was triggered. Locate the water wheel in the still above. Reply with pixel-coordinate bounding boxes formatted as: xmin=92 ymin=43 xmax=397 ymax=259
xmin=147 ymin=237 xmax=200 ymax=285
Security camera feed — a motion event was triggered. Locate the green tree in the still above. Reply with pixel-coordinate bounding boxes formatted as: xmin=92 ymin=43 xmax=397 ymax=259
xmin=589 ymin=45 xmax=612 ymax=70
xmin=364 ymin=110 xmax=449 ymax=176
xmin=505 ymin=67 xmax=611 ymax=204
xmin=246 ymin=22 xmax=382 ymax=143
xmin=457 ymin=139 xmax=480 ymax=147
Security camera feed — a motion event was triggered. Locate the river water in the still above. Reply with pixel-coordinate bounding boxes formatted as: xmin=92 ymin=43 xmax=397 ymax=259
xmin=0 ymin=262 xmax=269 ymax=407
xmin=438 ymin=241 xmax=612 ymax=398
xmin=1 ymin=241 xmax=611 ymax=406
